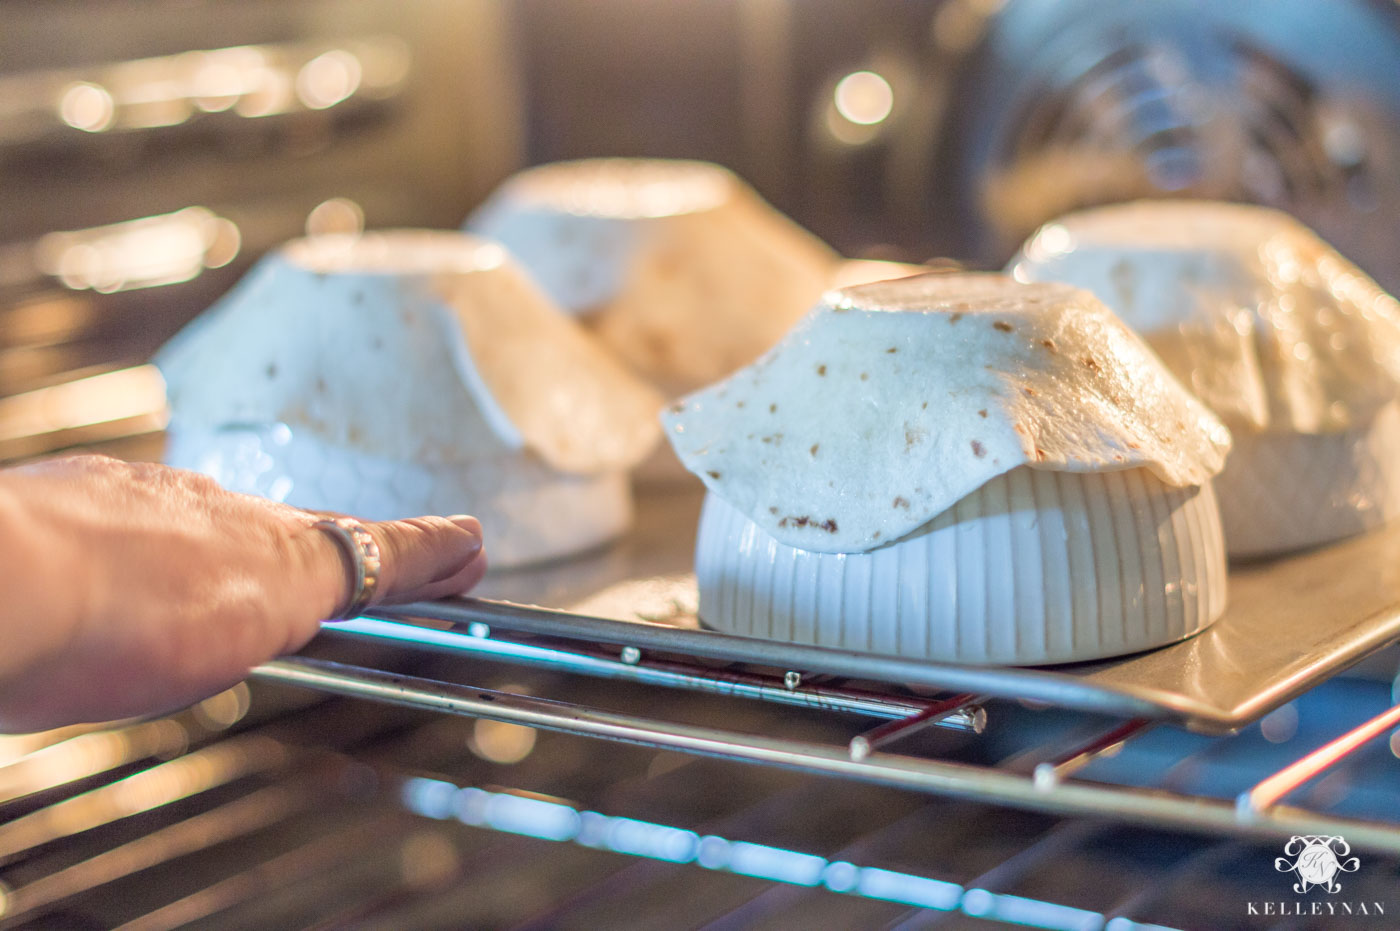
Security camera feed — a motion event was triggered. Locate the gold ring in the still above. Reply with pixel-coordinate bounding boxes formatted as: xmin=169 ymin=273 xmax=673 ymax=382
xmin=313 ymin=518 xmax=382 ymax=619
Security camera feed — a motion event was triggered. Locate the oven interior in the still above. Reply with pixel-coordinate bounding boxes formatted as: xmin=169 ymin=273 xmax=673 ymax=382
xmin=3 ymin=1 xmax=1400 ymax=928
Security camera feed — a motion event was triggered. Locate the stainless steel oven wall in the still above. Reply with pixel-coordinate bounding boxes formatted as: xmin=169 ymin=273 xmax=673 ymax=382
xmin=0 ymin=0 xmax=523 ymax=402
xmin=511 ymin=0 xmax=943 ymax=259
xmin=513 ymin=0 xmax=1400 ymax=291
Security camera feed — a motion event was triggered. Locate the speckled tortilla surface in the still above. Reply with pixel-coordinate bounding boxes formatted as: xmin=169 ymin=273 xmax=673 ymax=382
xmin=1010 ymin=201 xmax=1400 ymax=433
xmin=159 ymin=231 xmax=663 ymax=474
xmin=663 ymin=273 xmax=1230 ymax=553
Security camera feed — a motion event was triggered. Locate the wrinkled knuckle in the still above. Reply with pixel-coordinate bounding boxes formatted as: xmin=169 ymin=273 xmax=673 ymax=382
xmin=403 ymin=515 xmax=456 ymax=537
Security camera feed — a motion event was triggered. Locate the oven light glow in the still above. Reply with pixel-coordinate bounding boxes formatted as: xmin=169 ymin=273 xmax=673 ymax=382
xmin=821 ymin=859 xmax=860 ymax=892
xmin=296 ymin=50 xmax=362 ymax=110
xmin=306 ymin=197 xmax=366 ymax=237
xmin=834 ymin=70 xmax=894 ymax=126
xmin=695 ymin=834 xmax=729 ymax=868
xmin=0 ymin=365 xmax=167 ymax=446
xmin=578 ymin=811 xmax=699 ymax=862
xmin=58 ymin=82 xmax=116 ymax=133
xmin=400 ymin=776 xmax=1149 ymax=927
xmin=723 ymin=839 xmax=826 ymax=886
xmin=484 ymin=792 xmax=581 ymax=841
xmin=964 ymin=888 xmax=1104 ymax=930
xmin=35 ymin=207 xmax=239 ymax=293
xmin=859 ymin=866 xmax=962 ymax=909
xmin=26 ymin=36 xmax=408 ymax=141
xmin=469 ymin=718 xmax=537 ymax=765
xmin=190 ymin=46 xmax=269 ymax=113
xmin=0 ymin=719 xmax=188 ymax=807
xmin=1105 ymin=918 xmax=1184 ymax=931
xmin=1022 ymin=222 xmax=1075 ymax=261
xmin=1259 ymin=702 xmax=1299 ymax=744
xmin=233 ymin=66 xmax=295 ymax=119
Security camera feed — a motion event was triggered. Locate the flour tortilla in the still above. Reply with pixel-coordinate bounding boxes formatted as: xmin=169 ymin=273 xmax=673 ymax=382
xmin=1009 ymin=200 xmax=1400 ymax=433
xmin=829 ymin=258 xmax=932 ymax=289
xmin=467 ymin=158 xmax=839 ymax=397
xmin=663 ymin=273 xmax=1230 ymax=553
xmin=158 ymin=230 xmax=662 ymax=474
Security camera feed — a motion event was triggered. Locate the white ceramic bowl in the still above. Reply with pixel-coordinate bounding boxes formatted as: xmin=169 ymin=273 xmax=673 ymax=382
xmin=695 ymin=466 xmax=1226 ymax=665
xmin=1215 ymin=402 xmax=1400 ymax=558
xmin=166 ymin=424 xmax=631 ymax=569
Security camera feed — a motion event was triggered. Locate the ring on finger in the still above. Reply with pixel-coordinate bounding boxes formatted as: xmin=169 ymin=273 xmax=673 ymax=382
xmin=312 ymin=517 xmax=382 ymax=619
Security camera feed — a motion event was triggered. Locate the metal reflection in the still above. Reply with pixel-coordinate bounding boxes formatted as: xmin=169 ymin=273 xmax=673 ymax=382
xmin=0 ymin=734 xmax=292 ymax=864
xmin=833 ymin=70 xmax=894 ymax=126
xmin=0 ymin=364 xmax=167 ymax=446
xmin=400 ymin=777 xmax=971 ymax=912
xmin=322 ymin=617 xmax=978 ymax=728
xmin=0 ymin=36 xmax=412 ymax=147
xmin=0 ymin=686 xmax=251 ymax=807
xmin=0 ymin=719 xmax=187 ymax=807
xmin=35 ymin=207 xmax=240 ymax=293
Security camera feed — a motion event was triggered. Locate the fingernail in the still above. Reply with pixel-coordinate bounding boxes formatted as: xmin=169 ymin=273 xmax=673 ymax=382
xmin=447 ymin=514 xmax=484 ymax=551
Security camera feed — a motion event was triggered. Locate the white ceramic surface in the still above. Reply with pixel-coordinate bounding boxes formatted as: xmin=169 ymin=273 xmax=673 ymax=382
xmin=166 ymin=424 xmax=632 ymax=569
xmin=695 ymin=466 xmax=1226 ymax=666
xmin=1216 ymin=402 xmax=1400 ymax=558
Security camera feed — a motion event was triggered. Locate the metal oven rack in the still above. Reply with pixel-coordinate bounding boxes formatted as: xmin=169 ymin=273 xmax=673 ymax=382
xmin=250 ymin=485 xmax=1400 ymax=860
xmin=254 ymin=600 xmax=1400 ymax=857
xmin=3 ymin=632 xmax=1398 ymax=928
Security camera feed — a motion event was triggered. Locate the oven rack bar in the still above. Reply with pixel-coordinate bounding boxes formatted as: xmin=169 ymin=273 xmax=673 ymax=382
xmin=366 ymin=600 xmax=1169 ymax=721
xmin=321 ymin=617 xmax=985 ymax=732
xmin=1240 ymin=701 xmax=1400 ymax=813
xmin=251 ymin=655 xmax=1400 ymax=855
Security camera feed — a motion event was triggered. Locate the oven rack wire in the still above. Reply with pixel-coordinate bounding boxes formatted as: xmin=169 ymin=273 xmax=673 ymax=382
xmin=249 ymin=604 xmax=1400 ymax=857
xmin=1 ymin=645 xmax=1394 ymax=928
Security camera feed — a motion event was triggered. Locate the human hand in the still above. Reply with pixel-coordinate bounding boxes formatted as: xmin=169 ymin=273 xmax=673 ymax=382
xmin=0 ymin=455 xmax=487 ymax=732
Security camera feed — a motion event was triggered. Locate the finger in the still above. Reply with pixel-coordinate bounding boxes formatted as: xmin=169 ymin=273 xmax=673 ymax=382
xmin=382 ymin=546 xmax=489 ymax=605
xmin=368 ymin=514 xmax=484 ymax=601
